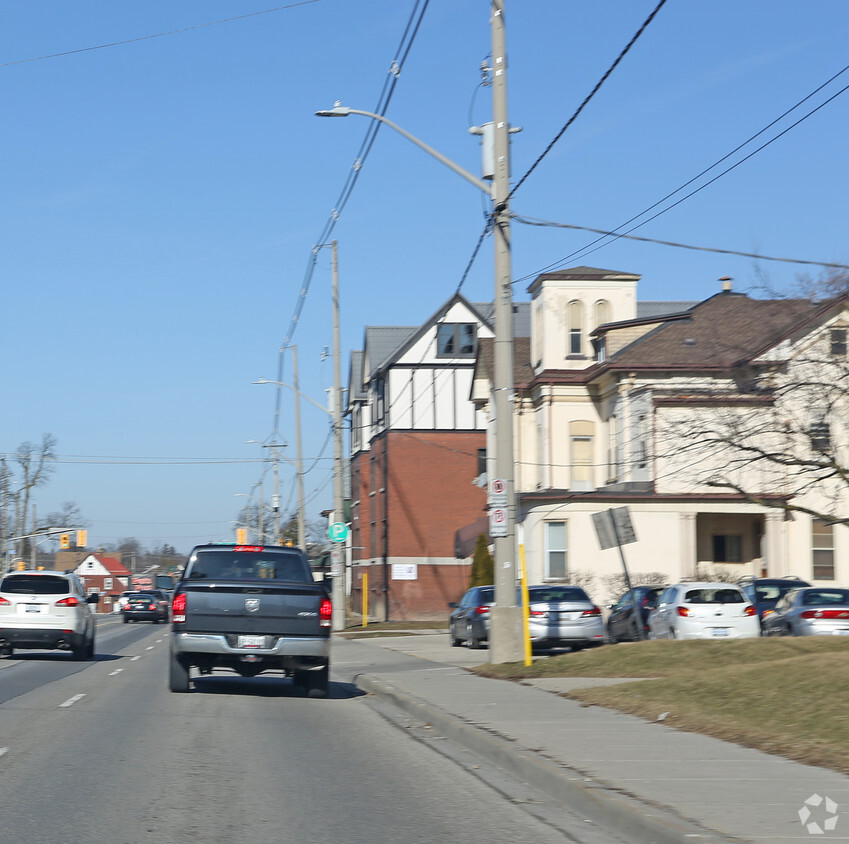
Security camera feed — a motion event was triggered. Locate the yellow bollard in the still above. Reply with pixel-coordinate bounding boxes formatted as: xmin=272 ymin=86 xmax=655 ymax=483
xmin=362 ymin=570 xmax=368 ymax=627
xmin=519 ymin=545 xmax=532 ymax=666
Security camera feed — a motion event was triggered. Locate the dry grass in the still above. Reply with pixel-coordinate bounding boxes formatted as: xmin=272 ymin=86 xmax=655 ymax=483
xmin=473 ymin=638 xmax=849 ymax=774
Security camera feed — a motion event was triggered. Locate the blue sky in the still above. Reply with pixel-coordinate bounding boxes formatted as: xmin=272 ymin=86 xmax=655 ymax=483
xmin=1 ymin=1 xmax=847 ymax=553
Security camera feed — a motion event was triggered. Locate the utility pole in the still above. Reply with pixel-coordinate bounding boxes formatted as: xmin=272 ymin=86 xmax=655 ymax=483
xmin=488 ymin=0 xmax=523 ymax=663
xmin=330 ymin=239 xmax=347 ymax=631
xmin=291 ymin=345 xmax=307 ymax=549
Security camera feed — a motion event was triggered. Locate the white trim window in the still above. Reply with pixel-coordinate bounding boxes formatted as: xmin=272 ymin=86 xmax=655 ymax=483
xmin=545 ymin=521 xmax=567 ymax=579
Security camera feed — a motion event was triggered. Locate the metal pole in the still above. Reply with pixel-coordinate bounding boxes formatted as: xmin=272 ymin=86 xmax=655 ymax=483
xmin=331 ymin=240 xmax=347 ymax=631
xmin=488 ymin=0 xmax=523 ymax=663
xmin=272 ymin=448 xmax=280 ymax=543
xmin=292 ymin=345 xmax=307 ymax=549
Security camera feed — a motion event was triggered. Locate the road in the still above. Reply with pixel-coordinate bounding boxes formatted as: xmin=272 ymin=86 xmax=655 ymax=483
xmin=0 ymin=617 xmax=621 ymax=844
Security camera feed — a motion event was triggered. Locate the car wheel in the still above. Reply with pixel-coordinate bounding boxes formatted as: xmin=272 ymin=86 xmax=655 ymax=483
xmin=0 ymin=645 xmax=13 ymax=658
xmin=71 ymin=642 xmax=88 ymax=661
xmin=122 ymin=615 xmax=128 ymax=623
xmin=86 ymin=635 xmax=95 ymax=659
xmin=669 ymin=627 xmax=677 ymax=639
xmin=449 ymin=623 xmax=462 ymax=647
xmin=169 ymin=653 xmax=191 ymax=693
xmin=306 ymin=665 xmax=329 ymax=699
xmin=467 ymin=624 xmax=481 ymax=650
xmin=606 ymin=625 xmax=618 ymax=644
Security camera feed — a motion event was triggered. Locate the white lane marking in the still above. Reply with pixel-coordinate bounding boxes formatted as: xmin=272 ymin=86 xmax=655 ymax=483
xmin=155 ymin=638 xmax=163 ymax=643
xmin=0 ymin=748 xmax=8 ymax=758
xmin=59 ymin=694 xmax=86 ymax=708
xmin=130 ymin=656 xmax=141 ymax=661
xmin=145 ymin=646 xmax=154 ymax=651
xmin=108 ymin=668 xmax=124 ymax=676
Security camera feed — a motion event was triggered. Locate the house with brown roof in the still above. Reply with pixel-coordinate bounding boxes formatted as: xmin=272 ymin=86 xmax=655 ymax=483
xmin=71 ymin=553 xmax=132 ymax=613
xmin=471 ymin=267 xmax=849 ymax=603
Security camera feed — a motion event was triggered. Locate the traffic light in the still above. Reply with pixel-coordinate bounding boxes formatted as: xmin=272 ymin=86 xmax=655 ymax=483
xmin=59 ymin=533 xmax=70 ymax=549
xmin=236 ymin=527 xmax=247 ymax=545
xmin=76 ymin=530 xmax=87 ymax=547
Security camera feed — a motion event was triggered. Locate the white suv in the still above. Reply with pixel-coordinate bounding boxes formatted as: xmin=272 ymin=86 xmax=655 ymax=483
xmin=0 ymin=570 xmax=98 ymax=659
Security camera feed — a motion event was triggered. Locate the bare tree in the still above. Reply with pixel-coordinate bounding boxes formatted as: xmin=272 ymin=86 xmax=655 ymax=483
xmin=6 ymin=434 xmax=57 ymax=553
xmin=653 ymin=316 xmax=849 ymax=526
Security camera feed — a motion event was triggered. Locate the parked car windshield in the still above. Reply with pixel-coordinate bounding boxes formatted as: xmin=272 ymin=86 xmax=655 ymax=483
xmin=185 ymin=550 xmax=309 ymax=581
xmin=527 ymin=586 xmax=589 ymax=603
xmin=802 ymin=589 xmax=849 ymax=605
xmin=684 ymin=588 xmax=744 ymax=604
xmin=0 ymin=574 xmax=71 ymax=595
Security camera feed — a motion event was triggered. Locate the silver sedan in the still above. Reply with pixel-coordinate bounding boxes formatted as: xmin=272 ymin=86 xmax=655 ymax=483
xmin=525 ymin=585 xmax=605 ymax=650
xmin=762 ymin=587 xmax=849 ymax=636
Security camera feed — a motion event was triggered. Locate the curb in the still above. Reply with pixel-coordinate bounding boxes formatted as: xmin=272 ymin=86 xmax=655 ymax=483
xmin=355 ymin=673 xmax=737 ymax=844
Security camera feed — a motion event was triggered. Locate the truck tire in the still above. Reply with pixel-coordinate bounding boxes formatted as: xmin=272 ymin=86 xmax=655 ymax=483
xmin=169 ymin=653 xmax=191 ymax=693
xmin=306 ymin=664 xmax=329 ymax=699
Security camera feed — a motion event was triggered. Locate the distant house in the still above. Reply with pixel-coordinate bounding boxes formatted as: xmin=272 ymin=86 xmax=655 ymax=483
xmin=70 ymin=553 xmax=131 ymax=612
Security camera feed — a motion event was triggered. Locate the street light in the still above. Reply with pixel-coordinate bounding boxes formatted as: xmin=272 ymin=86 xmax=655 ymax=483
xmin=315 ymin=3 xmax=522 ymax=662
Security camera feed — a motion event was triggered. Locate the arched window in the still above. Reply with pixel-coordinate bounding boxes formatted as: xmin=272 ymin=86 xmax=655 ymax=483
xmin=568 ymin=300 xmax=584 ymax=356
xmin=594 ymin=299 xmax=610 ymax=329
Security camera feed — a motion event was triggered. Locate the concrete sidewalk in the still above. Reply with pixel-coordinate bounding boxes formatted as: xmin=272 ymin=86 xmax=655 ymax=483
xmin=334 ymin=632 xmax=849 ymax=844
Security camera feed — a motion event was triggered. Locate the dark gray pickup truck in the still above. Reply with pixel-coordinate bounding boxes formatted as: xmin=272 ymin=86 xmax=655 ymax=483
xmin=168 ymin=544 xmax=332 ymax=697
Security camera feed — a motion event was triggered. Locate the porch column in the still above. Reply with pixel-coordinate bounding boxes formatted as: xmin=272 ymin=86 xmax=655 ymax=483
xmin=679 ymin=513 xmax=697 ymax=579
xmin=763 ymin=511 xmax=786 ymax=577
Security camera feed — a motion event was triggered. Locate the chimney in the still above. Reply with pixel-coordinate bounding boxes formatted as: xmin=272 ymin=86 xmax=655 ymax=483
xmin=719 ymin=276 xmax=733 ymax=293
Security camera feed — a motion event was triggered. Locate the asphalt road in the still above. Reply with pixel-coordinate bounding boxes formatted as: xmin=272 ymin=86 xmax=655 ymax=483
xmin=0 ymin=618 xmax=620 ymax=843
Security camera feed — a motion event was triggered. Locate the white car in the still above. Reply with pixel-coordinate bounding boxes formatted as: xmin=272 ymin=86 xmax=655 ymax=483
xmin=647 ymin=582 xmax=760 ymax=640
xmin=0 ymin=570 xmax=99 ymax=659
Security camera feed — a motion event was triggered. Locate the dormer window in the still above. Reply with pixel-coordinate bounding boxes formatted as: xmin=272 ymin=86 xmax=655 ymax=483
xmin=437 ymin=323 xmax=476 ymax=358
xmin=830 ymin=329 xmax=847 ymax=357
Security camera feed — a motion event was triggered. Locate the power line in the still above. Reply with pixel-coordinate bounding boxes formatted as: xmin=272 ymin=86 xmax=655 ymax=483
xmin=512 ymin=214 xmax=849 ymax=272
xmin=0 ymin=2 xmax=322 ymax=68
xmin=546 ymin=65 xmax=849 ymax=274
xmin=509 ymin=0 xmax=668 ymax=199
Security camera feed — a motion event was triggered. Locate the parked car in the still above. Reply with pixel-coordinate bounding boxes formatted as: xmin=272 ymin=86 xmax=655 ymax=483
xmin=449 ymin=586 xmax=494 ymax=649
xmin=0 ymin=570 xmax=98 ymax=659
xmin=647 ymin=582 xmax=759 ymax=640
xmin=606 ymin=585 xmax=665 ymax=642
xmin=737 ymin=576 xmax=811 ymax=624
xmin=526 ymin=585 xmax=605 ymax=650
xmin=122 ymin=591 xmax=168 ymax=623
xmin=761 ymin=587 xmax=849 ymax=637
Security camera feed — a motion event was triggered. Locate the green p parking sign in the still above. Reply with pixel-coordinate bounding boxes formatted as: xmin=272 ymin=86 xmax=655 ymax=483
xmin=328 ymin=522 xmax=349 ymax=543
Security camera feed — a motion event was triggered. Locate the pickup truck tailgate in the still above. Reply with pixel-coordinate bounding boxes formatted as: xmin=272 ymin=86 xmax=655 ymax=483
xmin=180 ymin=582 xmax=328 ymax=637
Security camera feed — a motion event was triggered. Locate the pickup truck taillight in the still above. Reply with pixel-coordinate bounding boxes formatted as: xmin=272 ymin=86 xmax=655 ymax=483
xmin=319 ymin=598 xmax=332 ymax=628
xmin=172 ymin=593 xmax=187 ymax=623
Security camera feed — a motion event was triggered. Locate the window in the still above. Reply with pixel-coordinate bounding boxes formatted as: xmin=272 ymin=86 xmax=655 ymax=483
xmin=637 ymin=415 xmax=648 ymax=469
xmin=570 ymin=421 xmax=595 ymax=491
xmin=594 ymin=299 xmax=610 ymax=329
xmin=831 ymin=328 xmax=847 ymax=356
xmin=104 ymin=578 xmax=113 ymax=590
xmin=437 ymin=323 xmax=476 ymax=358
xmin=810 ymin=409 xmax=830 ymax=451
xmin=812 ymin=519 xmax=835 ymax=580
xmin=607 ymin=414 xmax=619 ymax=482
xmin=712 ymin=534 xmax=742 ymax=563
xmin=567 ymin=300 xmax=584 ymax=356
xmin=375 ymin=379 xmax=385 ymax=423
xmin=545 ymin=521 xmax=567 ymax=579
xmin=477 ymin=448 xmax=487 ymax=478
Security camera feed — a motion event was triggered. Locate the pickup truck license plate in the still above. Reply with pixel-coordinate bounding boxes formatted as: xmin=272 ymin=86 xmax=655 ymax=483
xmin=711 ymin=628 xmax=728 ymax=637
xmin=237 ymin=635 xmax=266 ymax=648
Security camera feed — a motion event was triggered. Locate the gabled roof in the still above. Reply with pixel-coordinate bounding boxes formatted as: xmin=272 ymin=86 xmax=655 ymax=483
xmin=473 ymin=337 xmax=533 ymax=391
xmin=636 ymin=301 xmax=700 ymax=319
xmin=606 ymin=292 xmax=834 ymax=370
xmin=357 ymin=293 xmax=531 ymax=379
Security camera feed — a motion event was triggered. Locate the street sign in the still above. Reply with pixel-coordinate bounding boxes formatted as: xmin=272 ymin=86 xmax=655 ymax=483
xmin=489 ymin=506 xmax=508 ymax=538
xmin=489 ymin=478 xmax=508 ymax=507
xmin=592 ymin=507 xmax=637 ymax=550
xmin=330 ymin=547 xmax=342 ymax=576
xmin=328 ymin=522 xmax=349 ymax=543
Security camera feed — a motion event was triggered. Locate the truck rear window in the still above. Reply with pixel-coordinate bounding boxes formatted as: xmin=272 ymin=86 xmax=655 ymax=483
xmin=185 ymin=550 xmax=309 ymax=582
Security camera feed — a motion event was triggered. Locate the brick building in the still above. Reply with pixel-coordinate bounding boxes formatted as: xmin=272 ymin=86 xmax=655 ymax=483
xmin=346 ymin=293 xmax=530 ymax=619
